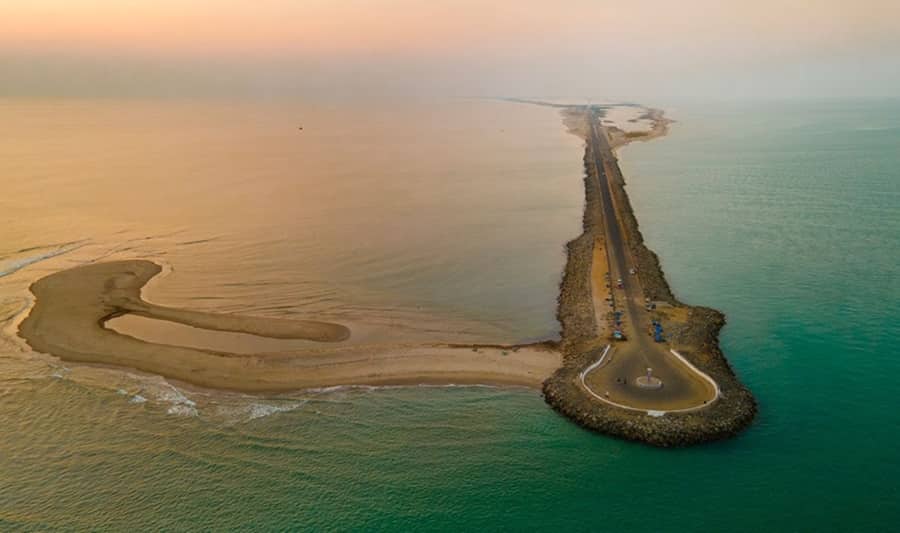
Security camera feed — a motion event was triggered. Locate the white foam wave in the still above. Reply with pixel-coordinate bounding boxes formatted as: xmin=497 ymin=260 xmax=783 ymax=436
xmin=155 ymin=385 xmax=197 ymax=408
xmin=304 ymin=382 xmax=503 ymax=395
xmin=49 ymin=367 xmax=71 ymax=380
xmin=152 ymin=383 xmax=198 ymax=416
xmin=244 ymin=401 xmax=307 ymax=421
xmin=114 ymin=375 xmax=199 ymax=416
xmin=167 ymin=404 xmax=198 ymax=417
xmin=0 ymin=242 xmax=85 ymax=279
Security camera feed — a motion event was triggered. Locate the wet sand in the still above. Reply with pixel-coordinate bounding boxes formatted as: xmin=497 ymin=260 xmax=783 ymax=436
xmin=18 ymin=260 xmax=561 ymax=391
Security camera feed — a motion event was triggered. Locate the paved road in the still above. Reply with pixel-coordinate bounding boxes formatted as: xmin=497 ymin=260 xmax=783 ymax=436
xmin=582 ymin=110 xmax=717 ymax=411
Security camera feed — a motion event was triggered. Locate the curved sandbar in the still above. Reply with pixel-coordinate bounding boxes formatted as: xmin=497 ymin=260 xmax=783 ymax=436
xmin=543 ymin=104 xmax=756 ymax=447
xmin=18 ymin=260 xmax=561 ymax=391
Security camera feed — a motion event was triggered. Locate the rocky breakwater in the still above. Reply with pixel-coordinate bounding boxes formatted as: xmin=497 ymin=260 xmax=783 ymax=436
xmin=543 ymin=107 xmax=756 ymax=447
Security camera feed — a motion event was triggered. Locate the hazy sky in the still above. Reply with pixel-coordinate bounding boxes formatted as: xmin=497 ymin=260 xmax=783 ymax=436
xmin=3 ymin=0 xmax=899 ymax=100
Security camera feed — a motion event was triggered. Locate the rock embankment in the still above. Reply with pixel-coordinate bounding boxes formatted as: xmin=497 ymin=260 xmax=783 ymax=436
xmin=544 ymin=306 xmax=756 ymax=447
xmin=556 ymin=151 xmax=603 ymax=354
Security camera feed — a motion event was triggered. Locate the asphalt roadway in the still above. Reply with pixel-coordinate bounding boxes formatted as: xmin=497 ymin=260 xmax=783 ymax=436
xmin=582 ymin=111 xmax=717 ymax=411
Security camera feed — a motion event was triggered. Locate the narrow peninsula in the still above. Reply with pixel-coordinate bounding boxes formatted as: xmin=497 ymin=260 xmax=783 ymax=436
xmin=544 ymin=103 xmax=756 ymax=446
xmin=18 ymin=102 xmax=755 ymax=446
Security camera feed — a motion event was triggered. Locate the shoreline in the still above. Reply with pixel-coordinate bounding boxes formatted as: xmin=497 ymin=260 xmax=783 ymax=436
xmin=15 ymin=101 xmax=755 ymax=445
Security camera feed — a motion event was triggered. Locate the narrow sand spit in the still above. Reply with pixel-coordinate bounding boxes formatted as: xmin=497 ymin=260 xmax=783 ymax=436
xmin=18 ymin=260 xmax=560 ymax=391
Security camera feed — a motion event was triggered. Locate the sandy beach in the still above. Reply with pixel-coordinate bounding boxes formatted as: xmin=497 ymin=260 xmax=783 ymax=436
xmin=18 ymin=260 xmax=560 ymax=391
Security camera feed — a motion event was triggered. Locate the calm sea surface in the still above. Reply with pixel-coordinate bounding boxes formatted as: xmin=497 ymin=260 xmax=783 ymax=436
xmin=1 ymin=98 xmax=898 ymax=530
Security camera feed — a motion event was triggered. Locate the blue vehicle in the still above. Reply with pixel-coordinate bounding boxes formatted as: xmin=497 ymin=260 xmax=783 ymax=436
xmin=652 ymin=321 xmax=664 ymax=343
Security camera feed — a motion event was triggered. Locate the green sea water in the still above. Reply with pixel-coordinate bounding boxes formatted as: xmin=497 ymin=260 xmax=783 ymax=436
xmin=1 ymin=99 xmax=899 ymax=531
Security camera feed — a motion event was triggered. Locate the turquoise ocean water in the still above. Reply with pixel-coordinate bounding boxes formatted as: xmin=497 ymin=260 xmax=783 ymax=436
xmin=1 ymin=99 xmax=898 ymax=530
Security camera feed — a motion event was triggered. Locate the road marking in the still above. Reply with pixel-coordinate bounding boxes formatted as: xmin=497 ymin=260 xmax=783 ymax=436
xmin=669 ymin=349 xmax=721 ymax=399
xmin=579 ymin=345 xmax=720 ymax=415
xmin=579 ymin=344 xmax=612 ymax=380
